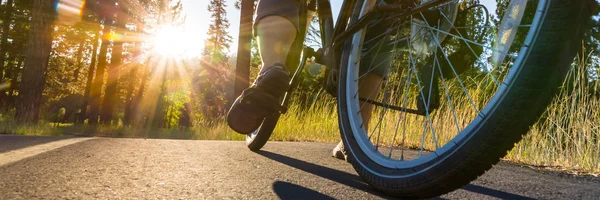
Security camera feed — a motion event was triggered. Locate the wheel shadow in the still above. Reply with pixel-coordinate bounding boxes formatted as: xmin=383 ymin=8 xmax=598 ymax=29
xmin=257 ymin=150 xmax=391 ymax=198
xmin=461 ymin=184 xmax=536 ymax=200
xmin=272 ymin=181 xmax=335 ymax=200
xmin=259 ymin=150 xmax=535 ymax=199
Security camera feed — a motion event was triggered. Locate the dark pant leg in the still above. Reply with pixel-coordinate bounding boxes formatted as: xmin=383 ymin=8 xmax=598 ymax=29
xmin=254 ymin=0 xmax=301 ymax=35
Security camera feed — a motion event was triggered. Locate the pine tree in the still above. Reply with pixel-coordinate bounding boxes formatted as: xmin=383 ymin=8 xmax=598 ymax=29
xmin=198 ymin=0 xmax=233 ymax=122
xmin=203 ymin=0 xmax=233 ymax=63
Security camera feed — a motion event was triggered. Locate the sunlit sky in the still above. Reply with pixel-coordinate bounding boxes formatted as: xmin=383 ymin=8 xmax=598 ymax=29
xmin=177 ymin=0 xmax=496 ymax=58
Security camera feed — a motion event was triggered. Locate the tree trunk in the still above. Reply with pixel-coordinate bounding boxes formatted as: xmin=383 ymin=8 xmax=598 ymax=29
xmin=165 ymin=100 xmax=172 ymax=129
xmin=0 ymin=0 xmax=14 ymax=107
xmin=100 ymin=9 xmax=126 ymax=124
xmin=152 ymin=70 xmax=167 ymax=128
xmin=123 ymin=64 xmax=138 ymax=125
xmin=79 ymin=32 xmax=100 ymax=123
xmin=178 ymin=102 xmax=191 ymax=128
xmin=131 ymin=63 xmax=151 ymax=127
xmin=234 ymin=0 xmax=253 ymax=99
xmin=89 ymin=22 xmax=111 ymax=124
xmin=72 ymin=40 xmax=86 ymax=82
xmin=123 ymin=57 xmax=141 ymax=125
xmin=15 ymin=0 xmax=56 ymax=124
xmin=124 ymin=26 xmax=143 ymax=125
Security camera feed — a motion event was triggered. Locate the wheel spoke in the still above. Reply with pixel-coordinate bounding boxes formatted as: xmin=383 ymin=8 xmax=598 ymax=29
xmin=434 ymin=56 xmax=462 ymax=134
xmin=417 ymin=12 xmax=482 ymax=116
xmin=388 ymin=66 xmax=413 ymax=159
xmin=407 ymin=31 xmax=439 ymax=155
xmin=437 ymin=10 xmax=502 ymax=86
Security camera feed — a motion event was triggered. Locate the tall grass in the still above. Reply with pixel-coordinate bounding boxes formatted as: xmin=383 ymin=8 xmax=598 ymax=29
xmin=506 ymin=59 xmax=600 ymax=174
xmin=270 ymin=89 xmax=339 ymax=142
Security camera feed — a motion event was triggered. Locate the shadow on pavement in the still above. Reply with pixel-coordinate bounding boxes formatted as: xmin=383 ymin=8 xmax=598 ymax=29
xmin=272 ymin=181 xmax=335 ymax=200
xmin=259 ymin=150 xmax=535 ymax=199
xmin=258 ymin=151 xmax=390 ymax=198
xmin=462 ymin=184 xmax=536 ymax=200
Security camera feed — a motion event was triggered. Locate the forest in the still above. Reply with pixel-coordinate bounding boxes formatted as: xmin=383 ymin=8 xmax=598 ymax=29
xmin=1 ymin=0 xmax=237 ymax=129
xmin=1 ymin=0 xmax=599 ymax=174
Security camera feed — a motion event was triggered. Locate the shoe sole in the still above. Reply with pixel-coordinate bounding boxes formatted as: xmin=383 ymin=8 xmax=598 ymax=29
xmin=227 ymin=66 xmax=290 ymax=135
xmin=227 ymin=91 xmax=279 ymax=134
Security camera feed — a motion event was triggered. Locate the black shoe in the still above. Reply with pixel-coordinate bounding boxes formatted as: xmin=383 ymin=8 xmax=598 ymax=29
xmin=227 ymin=64 xmax=290 ymax=134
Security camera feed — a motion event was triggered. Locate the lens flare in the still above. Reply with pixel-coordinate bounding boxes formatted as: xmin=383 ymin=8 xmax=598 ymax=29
xmin=152 ymin=26 xmax=190 ymax=57
xmin=56 ymin=0 xmax=85 ymax=25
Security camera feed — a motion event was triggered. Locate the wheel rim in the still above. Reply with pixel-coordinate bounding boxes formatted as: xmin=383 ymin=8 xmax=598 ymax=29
xmin=343 ymin=0 xmax=545 ymax=171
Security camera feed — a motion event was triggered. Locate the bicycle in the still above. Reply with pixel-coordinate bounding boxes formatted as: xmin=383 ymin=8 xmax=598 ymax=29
xmin=233 ymin=0 xmax=593 ymax=198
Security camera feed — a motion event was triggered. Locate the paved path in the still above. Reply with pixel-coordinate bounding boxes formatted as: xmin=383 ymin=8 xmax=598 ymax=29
xmin=0 ymin=135 xmax=598 ymax=199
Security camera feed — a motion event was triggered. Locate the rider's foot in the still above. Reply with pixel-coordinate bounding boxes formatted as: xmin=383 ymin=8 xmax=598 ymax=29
xmin=332 ymin=141 xmax=348 ymax=161
xmin=227 ymin=64 xmax=290 ymax=134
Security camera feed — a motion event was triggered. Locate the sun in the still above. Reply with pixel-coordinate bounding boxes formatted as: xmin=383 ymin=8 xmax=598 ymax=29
xmin=152 ymin=25 xmax=199 ymax=57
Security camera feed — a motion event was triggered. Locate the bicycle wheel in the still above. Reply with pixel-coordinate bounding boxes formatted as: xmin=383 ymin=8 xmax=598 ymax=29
xmin=246 ymin=114 xmax=280 ymax=151
xmin=337 ymin=0 xmax=592 ymax=198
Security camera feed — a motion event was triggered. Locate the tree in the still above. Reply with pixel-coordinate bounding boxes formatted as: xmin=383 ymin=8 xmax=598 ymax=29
xmin=123 ymin=36 xmax=142 ymax=125
xmin=0 ymin=0 xmax=15 ymax=106
xmin=88 ymin=22 xmax=111 ymax=124
xmin=80 ymin=33 xmax=100 ymax=123
xmin=198 ymin=0 xmax=233 ymax=122
xmin=15 ymin=0 xmax=57 ymax=123
xmin=147 ymin=0 xmax=184 ymax=128
xmin=89 ymin=0 xmax=115 ymax=124
xmin=100 ymin=6 xmax=128 ymax=124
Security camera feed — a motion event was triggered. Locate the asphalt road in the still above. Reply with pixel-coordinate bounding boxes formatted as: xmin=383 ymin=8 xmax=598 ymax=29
xmin=0 ymin=135 xmax=599 ymax=199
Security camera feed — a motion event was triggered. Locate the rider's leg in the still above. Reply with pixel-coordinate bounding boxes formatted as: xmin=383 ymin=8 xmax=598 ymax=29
xmin=227 ymin=0 xmax=302 ymax=134
xmin=256 ymin=4 xmax=315 ymax=71
xmin=332 ymin=73 xmax=382 ymax=160
xmin=359 ymin=73 xmax=383 ymax=131
xmin=256 ymin=16 xmax=296 ymax=72
xmin=333 ymin=21 xmax=391 ymax=160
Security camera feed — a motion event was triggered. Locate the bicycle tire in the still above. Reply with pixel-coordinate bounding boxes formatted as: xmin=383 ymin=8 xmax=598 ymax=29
xmin=337 ymin=0 xmax=593 ymax=198
xmin=246 ymin=114 xmax=280 ymax=151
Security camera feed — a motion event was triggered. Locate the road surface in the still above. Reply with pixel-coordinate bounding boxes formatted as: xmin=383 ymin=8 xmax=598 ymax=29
xmin=0 ymin=135 xmax=598 ymax=199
